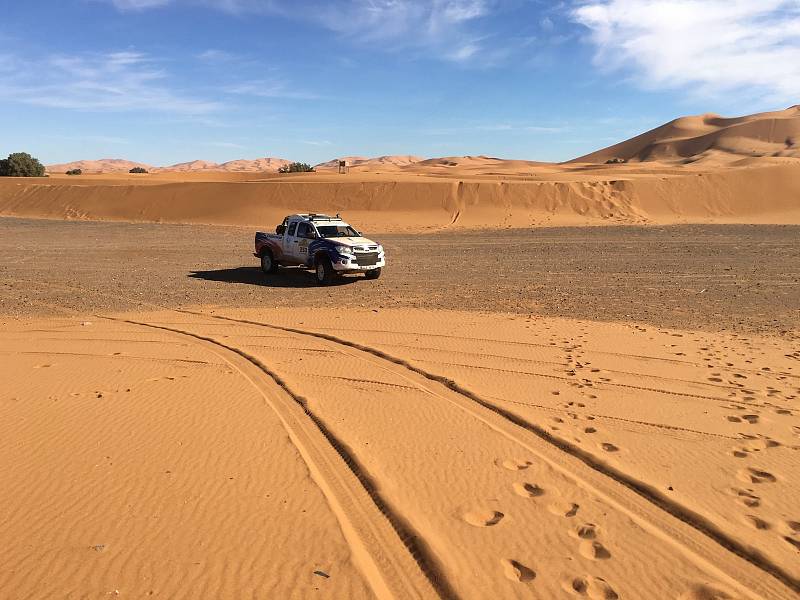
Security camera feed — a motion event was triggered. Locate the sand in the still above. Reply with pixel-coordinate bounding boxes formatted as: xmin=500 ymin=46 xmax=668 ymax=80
xmin=2 ymin=106 xmax=800 ymax=597
xmin=2 ymin=306 xmax=799 ymax=598
xmin=23 ymin=107 xmax=798 ymax=230
xmin=2 ymin=158 xmax=800 ymax=231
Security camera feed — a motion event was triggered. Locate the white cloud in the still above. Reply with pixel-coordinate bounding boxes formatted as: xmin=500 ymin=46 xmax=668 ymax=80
xmin=572 ymin=0 xmax=800 ymax=104
xmin=0 ymin=51 xmax=219 ymax=114
xmin=107 ymin=0 xmax=171 ymax=9
xmin=225 ymin=79 xmax=319 ymax=100
xmin=196 ymin=49 xmax=238 ymax=62
xmin=99 ymin=0 xmax=499 ymax=64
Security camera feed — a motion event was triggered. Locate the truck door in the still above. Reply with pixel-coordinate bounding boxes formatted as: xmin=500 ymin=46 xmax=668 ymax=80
xmin=283 ymin=220 xmax=300 ymax=264
xmin=294 ymin=222 xmax=316 ymax=264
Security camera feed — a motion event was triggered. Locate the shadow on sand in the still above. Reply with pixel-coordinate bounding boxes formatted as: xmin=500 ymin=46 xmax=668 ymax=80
xmin=188 ymin=266 xmax=360 ymax=288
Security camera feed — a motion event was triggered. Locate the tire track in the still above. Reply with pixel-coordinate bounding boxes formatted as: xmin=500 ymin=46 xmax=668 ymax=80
xmin=196 ymin=311 xmax=799 ymax=598
xmin=107 ymin=316 xmax=448 ymax=600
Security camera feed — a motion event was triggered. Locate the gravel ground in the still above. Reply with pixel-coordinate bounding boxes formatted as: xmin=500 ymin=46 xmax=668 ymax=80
xmin=1 ymin=217 xmax=798 ymax=337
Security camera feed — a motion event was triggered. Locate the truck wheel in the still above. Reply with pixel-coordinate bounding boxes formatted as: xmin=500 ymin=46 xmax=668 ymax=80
xmin=365 ymin=268 xmax=381 ymax=280
xmin=315 ymin=256 xmax=335 ymax=285
xmin=260 ymin=251 xmax=278 ymax=274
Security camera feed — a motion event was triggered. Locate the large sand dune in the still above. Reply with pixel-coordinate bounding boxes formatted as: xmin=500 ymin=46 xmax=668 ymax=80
xmin=22 ymin=107 xmax=800 ymax=228
xmin=2 ymin=159 xmax=799 ymax=230
xmin=573 ymin=105 xmax=800 ymax=165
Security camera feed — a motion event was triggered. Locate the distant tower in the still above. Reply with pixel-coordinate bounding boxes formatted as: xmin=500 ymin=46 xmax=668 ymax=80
xmin=338 ymin=160 xmax=349 ymax=174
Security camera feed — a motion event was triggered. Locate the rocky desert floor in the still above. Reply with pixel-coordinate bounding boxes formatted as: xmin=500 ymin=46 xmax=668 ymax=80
xmin=1 ymin=218 xmax=799 ymax=336
xmin=1 ymin=217 xmax=799 ymax=599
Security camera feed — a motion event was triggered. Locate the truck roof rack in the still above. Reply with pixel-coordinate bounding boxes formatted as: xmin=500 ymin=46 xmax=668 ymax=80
xmin=306 ymin=213 xmax=341 ymax=222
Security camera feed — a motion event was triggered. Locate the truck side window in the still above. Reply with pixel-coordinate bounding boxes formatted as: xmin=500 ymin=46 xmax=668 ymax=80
xmin=287 ymin=222 xmax=297 ymax=236
xmin=297 ymin=223 xmax=314 ymax=239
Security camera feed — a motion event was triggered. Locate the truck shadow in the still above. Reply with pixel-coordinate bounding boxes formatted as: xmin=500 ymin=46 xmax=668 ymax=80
xmin=188 ymin=266 xmax=359 ymax=288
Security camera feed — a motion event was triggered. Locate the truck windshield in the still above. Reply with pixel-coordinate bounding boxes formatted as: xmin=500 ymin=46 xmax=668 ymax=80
xmin=316 ymin=225 xmax=359 ymax=238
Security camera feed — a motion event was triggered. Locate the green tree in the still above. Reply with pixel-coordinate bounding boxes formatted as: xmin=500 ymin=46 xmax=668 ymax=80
xmin=129 ymin=167 xmax=148 ymax=174
xmin=278 ymin=162 xmax=315 ymax=173
xmin=0 ymin=152 xmax=46 ymax=177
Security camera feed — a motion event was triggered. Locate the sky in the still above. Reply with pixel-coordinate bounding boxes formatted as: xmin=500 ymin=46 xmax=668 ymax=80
xmin=1 ymin=0 xmax=798 ymax=166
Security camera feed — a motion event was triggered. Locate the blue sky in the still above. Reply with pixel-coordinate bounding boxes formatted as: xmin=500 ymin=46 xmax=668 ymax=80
xmin=1 ymin=1 xmax=798 ymax=165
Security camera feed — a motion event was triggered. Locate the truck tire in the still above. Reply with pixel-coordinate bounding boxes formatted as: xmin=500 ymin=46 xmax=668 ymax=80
xmin=260 ymin=250 xmax=278 ymax=274
xmin=315 ymin=256 xmax=335 ymax=285
xmin=364 ymin=268 xmax=381 ymax=280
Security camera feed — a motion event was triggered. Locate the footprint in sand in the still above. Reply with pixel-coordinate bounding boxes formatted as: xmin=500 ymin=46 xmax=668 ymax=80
xmin=570 ymin=523 xmax=598 ymax=540
xmin=784 ymin=537 xmax=800 ymax=551
xmin=679 ymin=583 xmax=738 ymax=600
xmin=600 ymin=443 xmax=619 ymax=453
xmin=740 ymin=414 xmax=760 ymax=424
xmin=464 ymin=510 xmax=504 ymax=527
xmin=512 ymin=482 xmax=544 ymax=498
xmin=500 ymin=459 xmax=533 ymax=471
xmin=742 ymin=515 xmax=771 ymax=530
xmin=737 ymin=468 xmax=776 ymax=484
xmin=584 ymin=427 xmax=597 ymax=434
xmin=500 ymin=558 xmax=536 ymax=582
xmin=548 ymin=502 xmax=579 ymax=517
xmin=564 ymin=575 xmax=618 ymax=599
xmin=34 ymin=363 xmax=53 ymax=369
xmin=731 ymin=488 xmax=761 ymax=507
xmin=579 ymin=540 xmax=611 ymax=560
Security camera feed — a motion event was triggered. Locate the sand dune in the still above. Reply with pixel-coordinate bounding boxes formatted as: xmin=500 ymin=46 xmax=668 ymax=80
xmin=3 ymin=159 xmax=799 ymax=229
xmin=315 ymin=155 xmax=425 ymax=170
xmin=573 ymin=105 xmax=800 ymax=165
xmin=47 ymin=157 xmax=292 ymax=174
xmin=2 ymin=307 xmax=798 ymax=598
xmin=21 ymin=108 xmax=800 ymax=228
xmin=46 ymin=158 xmax=155 ymax=174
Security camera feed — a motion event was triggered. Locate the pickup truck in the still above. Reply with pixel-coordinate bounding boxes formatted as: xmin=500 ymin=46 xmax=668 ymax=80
xmin=254 ymin=213 xmax=386 ymax=285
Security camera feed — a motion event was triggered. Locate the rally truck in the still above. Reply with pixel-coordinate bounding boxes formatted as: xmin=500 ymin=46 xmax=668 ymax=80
xmin=254 ymin=213 xmax=386 ymax=285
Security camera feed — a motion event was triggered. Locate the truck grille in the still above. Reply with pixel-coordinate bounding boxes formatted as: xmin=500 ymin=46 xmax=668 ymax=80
xmin=355 ymin=252 xmax=379 ymax=266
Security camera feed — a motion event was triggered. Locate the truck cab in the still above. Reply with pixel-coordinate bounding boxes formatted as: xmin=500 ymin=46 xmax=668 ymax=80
xmin=255 ymin=214 xmax=386 ymax=285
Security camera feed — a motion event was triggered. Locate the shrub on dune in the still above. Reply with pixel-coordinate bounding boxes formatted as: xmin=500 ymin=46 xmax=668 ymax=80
xmin=0 ymin=152 xmax=46 ymax=177
xmin=66 ymin=168 xmax=82 ymax=175
xmin=278 ymin=162 xmax=315 ymax=173
xmin=129 ymin=167 xmax=148 ymax=174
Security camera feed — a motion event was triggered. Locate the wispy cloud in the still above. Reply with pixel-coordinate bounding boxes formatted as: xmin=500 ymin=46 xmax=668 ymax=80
xmin=0 ymin=51 xmax=219 ymax=113
xmin=203 ymin=140 xmax=246 ymax=148
xmin=225 ymin=79 xmax=319 ymax=100
xmin=105 ymin=0 xmax=171 ymax=9
xmin=100 ymin=0 xmax=507 ymax=65
xmin=422 ymin=122 xmax=568 ymax=135
xmin=572 ymin=0 xmax=800 ymax=105
xmin=196 ymin=49 xmax=239 ymax=62
xmin=301 ymin=139 xmax=333 ymax=146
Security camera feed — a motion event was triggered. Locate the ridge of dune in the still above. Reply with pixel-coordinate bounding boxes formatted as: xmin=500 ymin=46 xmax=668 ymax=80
xmin=47 ymin=157 xmax=294 ymax=174
xmin=572 ymin=105 xmax=800 ymax=165
xmin=46 ymin=158 xmax=155 ymax=174
xmin=315 ymin=155 xmax=424 ymax=170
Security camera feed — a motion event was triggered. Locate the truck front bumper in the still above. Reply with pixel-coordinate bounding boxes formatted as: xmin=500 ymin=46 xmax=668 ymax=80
xmin=331 ymin=253 xmax=385 ymax=272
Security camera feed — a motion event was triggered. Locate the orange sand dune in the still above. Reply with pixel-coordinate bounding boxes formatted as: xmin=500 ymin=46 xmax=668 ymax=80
xmin=24 ymin=108 xmax=800 ymax=228
xmin=573 ymin=105 xmax=800 ymax=165
xmin=316 ymin=155 xmax=425 ymax=171
xmin=47 ymin=157 xmax=292 ymax=174
xmin=2 ymin=159 xmax=799 ymax=230
xmin=46 ymin=158 xmax=155 ymax=174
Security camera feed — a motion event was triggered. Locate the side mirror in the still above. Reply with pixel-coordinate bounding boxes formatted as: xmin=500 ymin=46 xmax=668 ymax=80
xmin=276 ymin=224 xmax=286 ymax=235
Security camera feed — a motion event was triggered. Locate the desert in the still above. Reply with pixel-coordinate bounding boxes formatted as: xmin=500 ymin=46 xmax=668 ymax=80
xmin=2 ymin=1 xmax=800 ymax=598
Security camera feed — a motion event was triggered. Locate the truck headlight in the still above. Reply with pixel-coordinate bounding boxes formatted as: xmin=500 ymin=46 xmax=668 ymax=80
xmin=334 ymin=245 xmax=352 ymax=256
